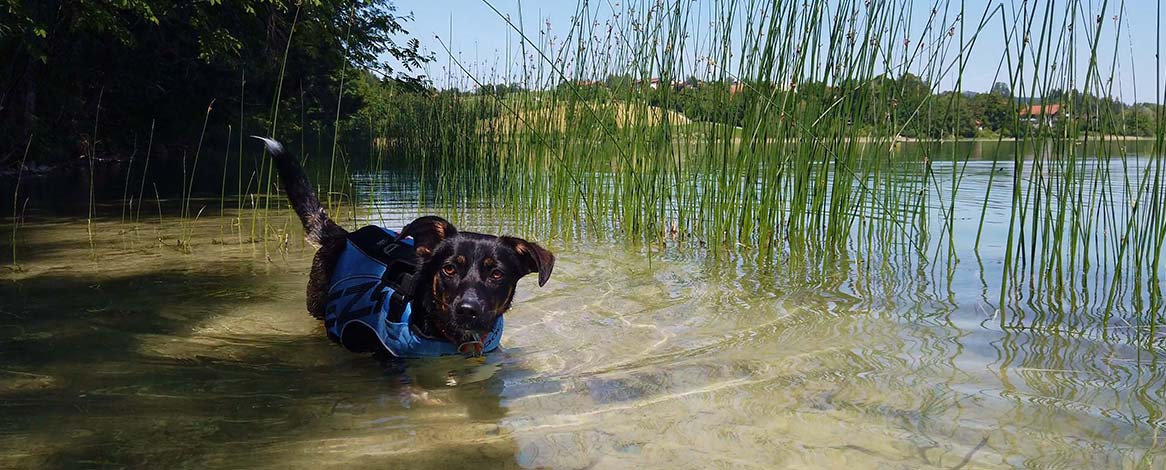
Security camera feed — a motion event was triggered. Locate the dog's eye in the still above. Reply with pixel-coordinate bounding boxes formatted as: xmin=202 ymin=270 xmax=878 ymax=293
xmin=489 ymin=269 xmax=504 ymax=281
xmin=441 ymin=264 xmax=457 ymax=277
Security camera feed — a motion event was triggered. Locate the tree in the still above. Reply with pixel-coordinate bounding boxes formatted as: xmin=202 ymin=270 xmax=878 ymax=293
xmin=990 ymin=81 xmax=1011 ymax=97
xmin=970 ymin=92 xmax=1012 ymax=132
xmin=894 ymin=73 xmax=931 ymax=137
xmin=0 ymin=0 xmax=431 ymax=164
xmin=604 ymin=74 xmax=635 ymax=89
xmin=1124 ymin=106 xmax=1155 ymax=137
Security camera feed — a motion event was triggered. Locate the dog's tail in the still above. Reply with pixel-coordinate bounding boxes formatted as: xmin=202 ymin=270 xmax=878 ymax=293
xmin=253 ymin=136 xmax=346 ymax=245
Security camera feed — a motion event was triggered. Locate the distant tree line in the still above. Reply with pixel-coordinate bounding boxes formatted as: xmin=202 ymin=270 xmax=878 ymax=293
xmin=556 ymin=74 xmax=1157 ymax=139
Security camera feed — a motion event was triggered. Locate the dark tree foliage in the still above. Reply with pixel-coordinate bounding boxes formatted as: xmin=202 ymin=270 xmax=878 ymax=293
xmin=0 ymin=0 xmax=430 ymax=165
xmin=476 ymin=83 xmax=527 ymax=97
xmin=991 ymin=81 xmax=1011 ymax=97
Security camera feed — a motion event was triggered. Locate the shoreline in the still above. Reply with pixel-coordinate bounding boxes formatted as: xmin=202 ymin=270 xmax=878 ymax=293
xmin=2 ymin=134 xmax=1157 ymax=181
xmin=891 ymin=135 xmax=1156 ymax=143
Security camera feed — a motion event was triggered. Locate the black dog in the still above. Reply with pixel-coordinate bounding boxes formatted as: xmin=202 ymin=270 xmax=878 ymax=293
xmin=259 ymin=137 xmax=554 ymax=357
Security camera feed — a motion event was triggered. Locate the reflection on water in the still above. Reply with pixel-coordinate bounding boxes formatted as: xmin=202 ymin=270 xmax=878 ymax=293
xmin=1 ymin=177 xmax=1165 ymax=468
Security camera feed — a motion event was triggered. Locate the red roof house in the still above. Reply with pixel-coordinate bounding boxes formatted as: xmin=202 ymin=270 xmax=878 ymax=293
xmin=1019 ymin=104 xmax=1065 ymax=125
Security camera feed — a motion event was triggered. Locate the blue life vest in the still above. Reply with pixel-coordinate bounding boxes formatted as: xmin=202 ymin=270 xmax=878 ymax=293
xmin=323 ymin=226 xmax=503 ymax=357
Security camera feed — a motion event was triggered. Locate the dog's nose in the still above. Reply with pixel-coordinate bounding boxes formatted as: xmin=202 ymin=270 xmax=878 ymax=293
xmin=455 ymin=300 xmax=484 ymax=319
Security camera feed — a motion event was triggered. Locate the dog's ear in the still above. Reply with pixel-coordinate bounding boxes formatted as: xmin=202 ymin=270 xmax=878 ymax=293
xmin=501 ymin=237 xmax=555 ymax=286
xmin=398 ymin=216 xmax=457 ymax=257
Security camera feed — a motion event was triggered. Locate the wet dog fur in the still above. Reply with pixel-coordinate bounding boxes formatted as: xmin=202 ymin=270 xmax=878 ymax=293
xmin=258 ymin=137 xmax=554 ymax=354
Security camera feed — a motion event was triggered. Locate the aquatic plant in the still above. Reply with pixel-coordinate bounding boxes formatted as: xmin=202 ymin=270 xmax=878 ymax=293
xmin=87 ymin=87 xmax=104 ymax=250
xmin=134 ymin=120 xmax=156 ymax=226
xmin=9 ymin=136 xmax=32 ymax=272
xmin=362 ymin=0 xmax=1165 ymax=335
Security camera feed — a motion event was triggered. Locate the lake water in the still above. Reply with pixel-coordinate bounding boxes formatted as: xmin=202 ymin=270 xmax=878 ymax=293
xmin=1 ymin=153 xmax=1165 ymax=468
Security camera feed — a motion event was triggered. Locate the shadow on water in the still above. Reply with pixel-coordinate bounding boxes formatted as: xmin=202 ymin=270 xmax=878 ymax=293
xmin=0 ymin=255 xmax=528 ymax=468
xmin=3 ymin=201 xmax=303 ymax=269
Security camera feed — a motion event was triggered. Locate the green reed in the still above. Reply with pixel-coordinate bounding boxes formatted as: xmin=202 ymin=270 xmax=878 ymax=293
xmin=87 ymin=87 xmax=104 ymax=249
xmin=238 ymin=69 xmax=247 ymax=245
xmin=119 ymin=133 xmax=138 ymax=226
xmin=9 ymin=135 xmax=32 ymax=271
xmin=134 ymin=120 xmax=155 ymax=225
xmin=359 ymin=0 xmax=1165 ymax=333
xmin=251 ymin=3 xmax=302 ymax=252
xmin=179 ymin=100 xmax=214 ymax=250
xmin=219 ymin=124 xmax=233 ymax=230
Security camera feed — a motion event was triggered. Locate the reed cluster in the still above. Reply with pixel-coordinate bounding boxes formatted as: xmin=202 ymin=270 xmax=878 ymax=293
xmin=370 ymin=0 xmax=1165 ymax=332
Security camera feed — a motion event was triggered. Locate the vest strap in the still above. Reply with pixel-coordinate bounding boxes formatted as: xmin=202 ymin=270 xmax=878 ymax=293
xmin=346 ymin=225 xmax=419 ymax=323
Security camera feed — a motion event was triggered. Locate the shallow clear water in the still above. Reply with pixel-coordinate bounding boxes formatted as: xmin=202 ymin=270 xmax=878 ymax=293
xmin=2 ymin=163 xmax=1165 ymax=468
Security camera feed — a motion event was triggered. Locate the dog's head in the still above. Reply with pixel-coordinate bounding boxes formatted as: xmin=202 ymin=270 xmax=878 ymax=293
xmin=399 ymin=216 xmax=554 ymax=354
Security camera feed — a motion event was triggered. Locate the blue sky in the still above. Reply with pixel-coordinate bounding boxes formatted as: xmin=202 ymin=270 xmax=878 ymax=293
xmin=396 ymin=1 xmax=1162 ymax=103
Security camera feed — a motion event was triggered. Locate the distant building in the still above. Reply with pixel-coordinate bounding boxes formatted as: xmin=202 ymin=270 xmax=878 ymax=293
xmin=1019 ymin=104 xmax=1064 ymax=125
